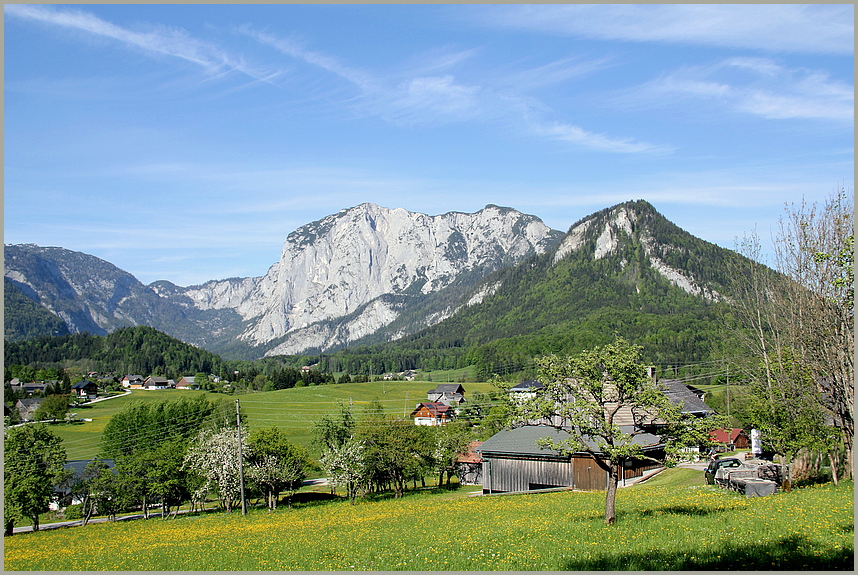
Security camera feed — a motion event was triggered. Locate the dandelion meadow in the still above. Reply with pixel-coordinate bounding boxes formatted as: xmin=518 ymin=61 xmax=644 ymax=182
xmin=5 ymin=480 xmax=852 ymax=571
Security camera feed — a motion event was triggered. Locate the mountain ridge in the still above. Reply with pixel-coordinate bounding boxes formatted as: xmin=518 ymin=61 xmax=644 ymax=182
xmin=4 ymin=203 xmax=564 ymax=357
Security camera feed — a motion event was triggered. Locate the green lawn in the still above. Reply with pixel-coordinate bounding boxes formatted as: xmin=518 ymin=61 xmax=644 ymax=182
xmin=46 ymin=380 xmax=498 ymax=460
xmin=5 ymin=479 xmax=852 ymax=571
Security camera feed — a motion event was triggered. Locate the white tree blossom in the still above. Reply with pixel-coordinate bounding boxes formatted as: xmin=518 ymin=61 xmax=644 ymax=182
xmin=319 ymin=437 xmax=367 ymax=503
xmin=182 ymin=426 xmax=249 ymax=512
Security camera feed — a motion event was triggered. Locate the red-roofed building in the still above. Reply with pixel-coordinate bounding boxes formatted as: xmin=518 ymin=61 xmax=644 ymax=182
xmin=456 ymin=441 xmax=484 ymax=485
xmin=410 ymin=402 xmax=454 ymax=426
xmin=709 ymin=428 xmax=750 ymax=449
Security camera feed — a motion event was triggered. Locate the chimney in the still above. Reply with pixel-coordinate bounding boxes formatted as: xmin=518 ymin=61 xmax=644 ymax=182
xmin=646 ymin=366 xmax=657 ymax=384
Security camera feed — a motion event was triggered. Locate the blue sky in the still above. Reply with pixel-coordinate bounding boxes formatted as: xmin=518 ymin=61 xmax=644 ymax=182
xmin=5 ymin=4 xmax=853 ymax=286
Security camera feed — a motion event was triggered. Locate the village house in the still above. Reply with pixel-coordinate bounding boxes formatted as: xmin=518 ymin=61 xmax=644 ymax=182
xmin=410 ymin=402 xmax=454 ymax=426
xmin=71 ymin=380 xmax=99 ymax=401
xmin=15 ymin=398 xmax=44 ymax=422
xmin=121 ymin=375 xmax=145 ymax=389
xmin=477 ymin=376 xmax=716 ymax=493
xmin=710 ymin=428 xmax=751 ymax=450
xmin=508 ymin=380 xmax=545 ymax=402
xmin=9 ymin=380 xmax=50 ymax=396
xmin=143 ymin=376 xmax=171 ymax=390
xmin=175 ymin=376 xmax=199 ymax=390
xmin=426 ymin=383 xmax=466 ymax=405
xmin=51 ymin=459 xmax=117 ymax=511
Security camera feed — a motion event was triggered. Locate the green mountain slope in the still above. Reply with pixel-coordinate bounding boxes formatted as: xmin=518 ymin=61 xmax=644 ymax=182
xmin=312 ymin=200 xmax=752 ymax=376
xmin=4 ymin=277 xmax=71 ymax=341
xmin=4 ymin=325 xmax=226 ymax=378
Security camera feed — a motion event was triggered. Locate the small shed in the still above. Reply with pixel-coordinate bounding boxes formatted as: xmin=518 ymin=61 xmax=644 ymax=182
xmin=477 ymin=425 xmax=664 ymax=494
xmin=71 ymin=380 xmax=99 ymax=401
xmin=456 ymin=441 xmax=484 ymax=485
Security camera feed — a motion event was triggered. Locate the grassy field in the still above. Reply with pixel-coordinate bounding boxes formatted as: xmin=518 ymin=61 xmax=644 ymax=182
xmin=5 ymin=478 xmax=852 ymax=571
xmin=45 ymin=380 xmax=498 ymax=460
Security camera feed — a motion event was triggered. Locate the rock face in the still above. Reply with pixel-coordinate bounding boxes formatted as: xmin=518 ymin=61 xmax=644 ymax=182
xmin=179 ymin=203 xmax=563 ymax=355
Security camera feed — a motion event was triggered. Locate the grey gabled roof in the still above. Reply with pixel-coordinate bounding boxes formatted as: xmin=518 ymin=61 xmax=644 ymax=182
xmin=429 ymin=383 xmax=465 ymax=394
xmin=476 ymin=425 xmax=663 ymax=458
xmin=510 ymin=380 xmax=545 ymax=391
xmin=658 ymin=379 xmax=713 ymax=414
xmin=71 ymin=380 xmax=98 ymax=389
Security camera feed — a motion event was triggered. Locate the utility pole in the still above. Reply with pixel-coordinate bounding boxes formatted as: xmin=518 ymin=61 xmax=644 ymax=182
xmin=235 ymin=399 xmax=247 ymax=516
xmin=726 ymin=363 xmax=731 ymax=422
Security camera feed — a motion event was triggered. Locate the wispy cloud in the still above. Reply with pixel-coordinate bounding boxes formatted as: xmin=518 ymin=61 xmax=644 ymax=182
xmin=619 ymin=58 xmax=853 ymax=121
xmin=243 ymin=25 xmax=667 ymax=152
xmin=6 ymin=4 xmax=673 ymax=154
xmin=476 ymin=4 xmax=853 ymax=54
xmin=5 ymin=4 xmax=277 ymax=83
xmin=529 ymin=120 xmax=674 ymax=154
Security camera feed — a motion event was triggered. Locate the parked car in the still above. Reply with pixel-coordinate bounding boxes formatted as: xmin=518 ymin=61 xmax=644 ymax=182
xmin=704 ymin=457 xmax=743 ymax=484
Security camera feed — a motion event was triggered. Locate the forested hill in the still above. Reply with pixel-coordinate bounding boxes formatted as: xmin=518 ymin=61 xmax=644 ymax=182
xmin=306 ymin=200 xmax=753 ymax=378
xmin=4 ymin=325 xmax=226 ymax=379
xmin=4 ymin=278 xmax=71 ymax=342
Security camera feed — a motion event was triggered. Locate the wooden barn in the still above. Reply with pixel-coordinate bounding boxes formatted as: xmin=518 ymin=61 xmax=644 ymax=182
xmin=476 ymin=425 xmax=664 ymax=494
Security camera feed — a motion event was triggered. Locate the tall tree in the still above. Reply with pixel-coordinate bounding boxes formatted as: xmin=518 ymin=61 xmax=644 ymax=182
xmin=512 ymin=338 xmax=722 ymax=525
xmin=247 ymin=427 xmax=310 ymax=510
xmin=728 ymin=189 xmax=854 ymax=477
xmin=4 ymin=424 xmax=68 ymax=534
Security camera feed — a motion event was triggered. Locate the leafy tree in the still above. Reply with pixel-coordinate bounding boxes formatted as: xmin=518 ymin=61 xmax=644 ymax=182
xmin=101 ymin=395 xmax=230 ymax=459
xmin=513 ymin=338 xmax=724 ymax=525
xmin=247 ymin=427 xmax=310 ymax=510
xmin=63 ymin=459 xmax=117 ymax=525
xmin=4 ymin=424 xmax=68 ymax=534
xmin=33 ymin=393 xmax=70 ymax=422
xmin=313 ymin=402 xmax=356 ymax=452
xmin=356 ymin=405 xmax=434 ymax=498
xmin=433 ymin=421 xmax=474 ymax=486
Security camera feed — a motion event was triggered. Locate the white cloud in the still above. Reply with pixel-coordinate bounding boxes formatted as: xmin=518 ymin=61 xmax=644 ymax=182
xmin=477 ymin=4 xmax=853 ymax=54
xmin=5 ymin=4 xmax=276 ymax=83
xmin=619 ymin=58 xmax=853 ymax=121
xmin=531 ymin=121 xmax=674 ymax=154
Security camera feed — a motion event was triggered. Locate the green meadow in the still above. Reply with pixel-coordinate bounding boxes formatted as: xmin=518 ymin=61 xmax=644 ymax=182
xmin=5 ymin=477 xmax=852 ymax=571
xmin=49 ymin=380 xmax=498 ymax=460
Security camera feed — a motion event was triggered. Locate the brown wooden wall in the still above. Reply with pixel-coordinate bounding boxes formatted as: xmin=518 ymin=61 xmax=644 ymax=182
xmin=482 ymin=456 xmax=574 ymax=493
xmin=482 ymin=454 xmax=661 ymax=493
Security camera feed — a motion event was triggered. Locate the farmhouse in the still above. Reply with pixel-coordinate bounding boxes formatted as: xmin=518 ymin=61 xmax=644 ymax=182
xmin=143 ymin=376 xmax=171 ymax=390
xmin=15 ymin=398 xmax=44 ymax=422
xmin=71 ymin=380 xmax=99 ymax=401
xmin=175 ymin=376 xmax=199 ymax=390
xmin=509 ymin=380 xmax=544 ymax=401
xmin=427 ymin=383 xmax=465 ymax=405
xmin=477 ymin=425 xmax=664 ymax=494
xmin=710 ymin=428 xmax=750 ymax=450
xmin=122 ymin=375 xmax=145 ymax=389
xmin=410 ymin=402 xmax=454 ymax=426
